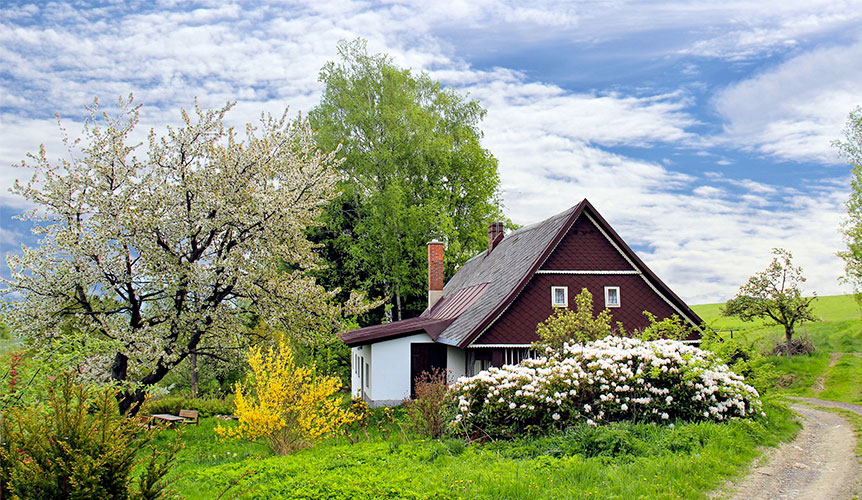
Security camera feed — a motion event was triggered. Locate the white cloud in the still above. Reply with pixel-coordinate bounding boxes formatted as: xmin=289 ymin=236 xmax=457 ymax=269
xmin=476 ymin=90 xmax=849 ymax=303
xmin=714 ymin=43 xmax=862 ymax=163
xmin=0 ymin=0 xmax=856 ymax=305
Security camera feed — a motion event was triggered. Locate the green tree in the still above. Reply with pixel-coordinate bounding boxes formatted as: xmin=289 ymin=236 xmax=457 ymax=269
xmin=534 ymin=288 xmax=615 ymax=351
xmin=721 ymin=248 xmax=816 ymax=358
xmin=309 ymin=39 xmax=504 ymax=322
xmin=834 ymin=106 xmax=862 ymax=304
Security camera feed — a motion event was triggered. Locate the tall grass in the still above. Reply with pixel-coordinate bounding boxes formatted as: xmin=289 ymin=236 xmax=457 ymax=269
xmin=156 ymin=401 xmax=797 ymax=500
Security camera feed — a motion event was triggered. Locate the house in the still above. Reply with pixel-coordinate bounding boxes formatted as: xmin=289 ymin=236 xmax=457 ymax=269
xmin=341 ymin=199 xmax=703 ymax=406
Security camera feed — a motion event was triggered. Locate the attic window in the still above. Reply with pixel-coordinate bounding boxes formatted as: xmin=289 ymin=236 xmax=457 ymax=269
xmin=605 ymin=286 xmax=620 ymax=308
xmin=551 ymin=286 xmax=568 ymax=307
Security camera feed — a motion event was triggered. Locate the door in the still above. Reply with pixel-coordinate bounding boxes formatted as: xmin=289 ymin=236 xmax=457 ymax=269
xmin=410 ymin=343 xmax=447 ymax=399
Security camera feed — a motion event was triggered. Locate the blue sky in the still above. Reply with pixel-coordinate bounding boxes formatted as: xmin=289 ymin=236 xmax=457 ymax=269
xmin=1 ymin=0 xmax=861 ymax=304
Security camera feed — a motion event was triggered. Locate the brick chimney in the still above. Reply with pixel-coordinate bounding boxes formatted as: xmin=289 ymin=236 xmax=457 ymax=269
xmin=427 ymin=239 xmax=444 ymax=308
xmin=487 ymin=221 xmax=504 ymax=254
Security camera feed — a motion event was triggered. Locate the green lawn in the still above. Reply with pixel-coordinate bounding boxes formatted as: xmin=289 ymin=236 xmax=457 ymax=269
xmin=152 ymin=402 xmax=797 ymax=500
xmin=691 ymin=294 xmax=862 ymax=403
xmin=138 ymin=295 xmax=862 ymax=499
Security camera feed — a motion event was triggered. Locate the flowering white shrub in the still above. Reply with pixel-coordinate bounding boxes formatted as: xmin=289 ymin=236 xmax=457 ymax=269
xmin=450 ymin=336 xmax=762 ymax=438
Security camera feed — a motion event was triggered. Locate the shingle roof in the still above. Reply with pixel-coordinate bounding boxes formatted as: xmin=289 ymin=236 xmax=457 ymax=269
xmin=434 ymin=203 xmax=580 ymax=346
xmin=339 ymin=198 xmax=702 ymax=348
xmin=340 ymin=316 xmax=454 ymax=347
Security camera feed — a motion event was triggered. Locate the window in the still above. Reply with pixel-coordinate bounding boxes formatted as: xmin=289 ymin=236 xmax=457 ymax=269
xmin=604 ymin=286 xmax=620 ymax=308
xmin=551 ymin=286 xmax=568 ymax=307
xmin=365 ymin=362 xmax=370 ymax=388
xmin=466 ymin=350 xmax=492 ymax=377
xmin=503 ymin=348 xmax=537 ymax=366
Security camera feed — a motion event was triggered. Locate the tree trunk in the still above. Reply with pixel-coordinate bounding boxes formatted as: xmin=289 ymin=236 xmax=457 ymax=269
xmin=112 ymin=331 xmax=203 ymax=414
xmin=190 ymin=352 xmax=198 ymax=397
xmin=396 ymin=291 xmax=402 ymax=322
xmin=117 ymin=388 xmax=147 ymax=416
xmin=111 ymin=352 xmax=128 ymax=382
xmin=784 ymin=325 xmax=793 ymax=358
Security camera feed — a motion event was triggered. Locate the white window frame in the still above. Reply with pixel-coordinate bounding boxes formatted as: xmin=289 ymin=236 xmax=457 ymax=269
xmin=604 ymin=286 xmax=621 ymax=308
xmin=551 ymin=286 xmax=568 ymax=307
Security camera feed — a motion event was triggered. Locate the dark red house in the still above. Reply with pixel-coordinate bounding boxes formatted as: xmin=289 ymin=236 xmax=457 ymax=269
xmin=342 ymin=199 xmax=703 ymax=406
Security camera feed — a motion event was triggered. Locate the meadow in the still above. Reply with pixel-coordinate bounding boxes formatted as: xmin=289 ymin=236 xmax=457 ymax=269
xmin=154 ymin=401 xmax=796 ymax=500
xmin=5 ymin=295 xmax=860 ymax=499
xmin=144 ymin=295 xmax=862 ymax=499
xmin=693 ymin=294 xmax=862 ymax=404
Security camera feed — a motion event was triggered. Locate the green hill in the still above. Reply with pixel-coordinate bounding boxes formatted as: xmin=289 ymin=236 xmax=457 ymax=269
xmin=692 ymin=294 xmax=862 ymax=405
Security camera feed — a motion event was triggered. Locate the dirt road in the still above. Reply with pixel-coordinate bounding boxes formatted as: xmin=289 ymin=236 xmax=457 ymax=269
xmin=721 ymin=403 xmax=860 ymax=500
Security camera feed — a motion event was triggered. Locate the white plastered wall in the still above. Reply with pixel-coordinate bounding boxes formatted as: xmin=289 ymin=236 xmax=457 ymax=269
xmin=446 ymin=345 xmax=466 ymax=382
xmin=350 ymin=346 xmax=363 ymax=399
xmin=351 ymin=335 xmax=468 ymax=406
xmin=361 ymin=333 xmax=434 ymax=407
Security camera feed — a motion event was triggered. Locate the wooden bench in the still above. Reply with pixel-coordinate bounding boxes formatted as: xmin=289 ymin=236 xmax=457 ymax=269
xmin=150 ymin=413 xmax=187 ymax=427
xmin=178 ymin=409 xmax=199 ymax=426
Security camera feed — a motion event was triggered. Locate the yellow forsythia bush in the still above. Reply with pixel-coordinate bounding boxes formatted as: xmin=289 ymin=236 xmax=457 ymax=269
xmin=216 ymin=342 xmax=355 ymax=454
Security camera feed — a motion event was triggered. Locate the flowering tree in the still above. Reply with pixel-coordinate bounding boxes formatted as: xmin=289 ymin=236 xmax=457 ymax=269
xmin=2 ymin=96 xmax=364 ymax=413
xmin=721 ymin=248 xmax=816 ymax=358
xmin=835 ymin=106 xmax=862 ymax=302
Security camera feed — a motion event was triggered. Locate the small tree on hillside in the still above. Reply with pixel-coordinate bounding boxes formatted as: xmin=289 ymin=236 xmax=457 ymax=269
xmin=534 ymin=288 xmax=615 ymax=351
xmin=721 ymin=248 xmax=816 ymax=357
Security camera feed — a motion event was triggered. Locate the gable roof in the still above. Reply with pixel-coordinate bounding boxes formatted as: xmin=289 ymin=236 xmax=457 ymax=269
xmin=340 ymin=199 xmax=703 ymax=348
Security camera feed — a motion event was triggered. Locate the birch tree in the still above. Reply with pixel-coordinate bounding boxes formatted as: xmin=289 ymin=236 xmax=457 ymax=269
xmin=2 ymin=97 xmax=364 ymax=412
xmin=309 ymin=39 xmax=504 ymax=322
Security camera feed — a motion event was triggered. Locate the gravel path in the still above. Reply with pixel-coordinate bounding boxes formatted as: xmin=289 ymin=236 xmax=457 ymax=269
xmin=787 ymin=396 xmax=862 ymax=416
xmin=721 ymin=404 xmax=861 ymax=500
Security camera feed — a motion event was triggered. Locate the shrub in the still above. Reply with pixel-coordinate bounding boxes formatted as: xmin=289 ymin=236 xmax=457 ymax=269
xmin=403 ymin=369 xmax=449 ymax=438
xmin=534 ymin=288 xmax=616 ymax=350
xmin=143 ymin=395 xmax=235 ymax=417
xmin=0 ymin=374 xmax=179 ymax=499
xmin=450 ymin=336 xmax=762 ymax=439
xmin=634 ymin=312 xmax=693 ymax=341
xmin=700 ymin=330 xmax=777 ymax=393
xmin=216 ymin=342 xmax=355 ymax=455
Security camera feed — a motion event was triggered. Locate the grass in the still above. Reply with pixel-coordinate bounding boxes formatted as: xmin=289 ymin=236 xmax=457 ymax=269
xmin=138 ymin=295 xmax=862 ymax=499
xmin=818 ymin=354 xmax=862 ymax=404
xmin=692 ymin=294 xmax=862 ymax=353
xmin=150 ymin=402 xmax=798 ymax=500
xmin=691 ymin=294 xmax=862 ymax=404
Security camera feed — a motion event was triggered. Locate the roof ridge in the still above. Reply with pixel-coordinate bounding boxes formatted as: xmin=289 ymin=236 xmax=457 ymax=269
xmin=445 ymin=199 xmax=589 ymax=347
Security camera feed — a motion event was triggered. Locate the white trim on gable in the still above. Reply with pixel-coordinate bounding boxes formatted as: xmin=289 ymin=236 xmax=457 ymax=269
xmin=536 ymin=270 xmax=640 ymax=275
xmin=583 ymin=213 xmax=698 ymax=327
